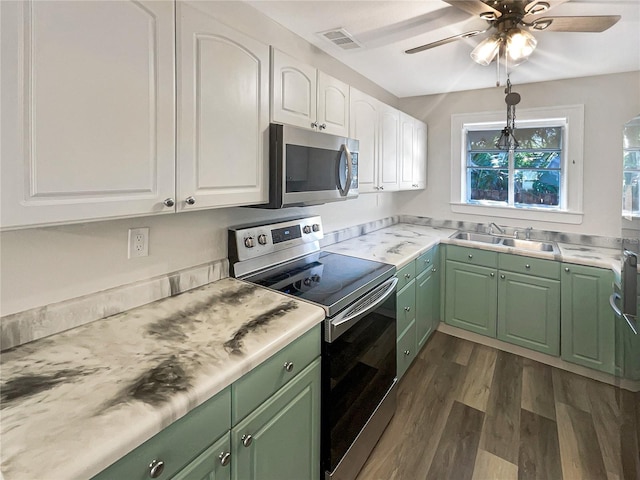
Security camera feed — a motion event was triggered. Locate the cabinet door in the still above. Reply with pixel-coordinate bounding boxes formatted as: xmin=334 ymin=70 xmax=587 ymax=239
xmin=378 ymin=104 xmax=400 ymax=192
xmin=1 ymin=0 xmax=176 ymax=229
xmin=317 ymin=71 xmax=349 ymax=137
xmin=349 ymin=87 xmax=379 ymax=193
xmin=271 ymin=49 xmax=317 ymax=130
xmin=416 ymin=266 xmax=438 ymax=350
xmin=497 ymin=271 xmax=560 ymax=356
xmin=445 ymin=260 xmax=497 ymax=337
xmin=413 ymin=120 xmax=427 ymax=190
xmin=177 ymin=2 xmax=269 ymax=211
xmin=173 ymin=433 xmax=231 ymax=480
xmin=397 ymin=320 xmax=417 ymax=380
xmin=561 ymin=264 xmax=615 ymax=374
xmin=399 ymin=113 xmax=415 ymax=190
xmin=232 ymin=358 xmax=321 ymax=480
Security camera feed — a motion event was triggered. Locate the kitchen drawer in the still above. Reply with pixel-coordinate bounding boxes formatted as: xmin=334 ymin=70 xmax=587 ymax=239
xmin=415 ymin=247 xmax=436 ymax=275
xmin=397 ymin=261 xmax=416 ymax=290
xmin=499 ymin=253 xmax=560 ymax=279
xmin=397 ymin=320 xmax=417 ymax=380
xmin=446 ymin=245 xmax=498 ymax=268
xmin=93 ymin=387 xmax=231 ymax=480
xmin=232 ymin=325 xmax=320 ymax=424
xmin=396 ymin=280 xmax=416 ymax=335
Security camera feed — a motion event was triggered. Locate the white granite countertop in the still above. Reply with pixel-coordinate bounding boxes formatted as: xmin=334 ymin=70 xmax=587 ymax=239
xmin=0 ymin=277 xmax=325 ymax=480
xmin=324 ymin=223 xmax=623 ymax=275
xmin=323 ymin=223 xmax=457 ymax=268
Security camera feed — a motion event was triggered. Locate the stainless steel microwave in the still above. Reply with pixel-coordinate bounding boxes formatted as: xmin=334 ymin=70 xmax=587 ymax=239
xmin=255 ymin=123 xmax=358 ymax=209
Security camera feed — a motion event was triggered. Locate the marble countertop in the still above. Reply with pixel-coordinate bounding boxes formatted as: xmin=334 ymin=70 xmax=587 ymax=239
xmin=324 ymin=223 xmax=623 ymax=275
xmin=0 ymin=277 xmax=325 ymax=480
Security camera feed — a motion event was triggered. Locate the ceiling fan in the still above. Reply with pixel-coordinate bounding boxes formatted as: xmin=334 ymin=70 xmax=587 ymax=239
xmin=405 ymin=0 xmax=621 ymax=65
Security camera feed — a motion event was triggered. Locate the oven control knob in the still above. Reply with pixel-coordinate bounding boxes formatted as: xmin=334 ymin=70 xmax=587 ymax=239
xmin=257 ymin=234 xmax=268 ymax=245
xmin=303 ymin=225 xmax=312 ymax=234
xmin=303 ymin=278 xmax=312 ymax=286
xmin=311 ymin=274 xmax=321 ymax=283
xmin=244 ymin=237 xmax=255 ymax=248
xmin=312 ymin=224 xmax=320 ymax=232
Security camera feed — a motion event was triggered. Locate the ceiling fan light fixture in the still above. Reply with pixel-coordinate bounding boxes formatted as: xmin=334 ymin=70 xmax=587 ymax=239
xmin=506 ymin=28 xmax=537 ymax=62
xmin=471 ymin=34 xmax=502 ymax=66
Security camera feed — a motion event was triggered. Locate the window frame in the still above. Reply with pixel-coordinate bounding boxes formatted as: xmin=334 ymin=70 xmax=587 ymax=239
xmin=451 ymin=105 xmax=585 ymax=225
xmin=623 ymin=116 xmax=640 ymax=219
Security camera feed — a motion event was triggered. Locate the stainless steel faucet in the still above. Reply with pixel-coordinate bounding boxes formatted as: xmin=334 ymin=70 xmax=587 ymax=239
xmin=489 ymin=222 xmax=505 ymax=235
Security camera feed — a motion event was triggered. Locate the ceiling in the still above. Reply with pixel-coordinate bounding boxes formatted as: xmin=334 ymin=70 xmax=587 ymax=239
xmin=248 ymin=0 xmax=640 ymax=98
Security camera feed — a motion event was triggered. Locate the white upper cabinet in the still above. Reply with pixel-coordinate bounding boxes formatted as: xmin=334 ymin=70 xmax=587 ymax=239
xmin=350 ymin=87 xmax=399 ymax=192
xmin=271 ymin=49 xmax=349 ymax=136
xmin=176 ymin=2 xmax=269 ymax=211
xmin=1 ymin=0 xmax=176 ymax=229
xmin=400 ymin=112 xmax=427 ymax=190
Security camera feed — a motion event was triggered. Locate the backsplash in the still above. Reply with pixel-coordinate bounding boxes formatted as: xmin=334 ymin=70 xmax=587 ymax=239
xmin=2 ymin=214 xmax=628 ymax=351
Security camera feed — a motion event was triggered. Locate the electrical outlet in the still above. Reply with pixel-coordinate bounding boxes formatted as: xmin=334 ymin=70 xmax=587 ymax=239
xmin=128 ymin=227 xmax=149 ymax=258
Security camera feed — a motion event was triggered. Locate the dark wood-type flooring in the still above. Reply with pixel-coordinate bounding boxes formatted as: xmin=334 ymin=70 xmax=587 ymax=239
xmin=357 ymin=332 xmax=640 ymax=480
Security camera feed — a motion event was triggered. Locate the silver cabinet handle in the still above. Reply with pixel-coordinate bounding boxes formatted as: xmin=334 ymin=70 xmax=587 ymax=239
xmin=319 ymin=123 xmax=327 ymax=130
xmin=242 ymin=434 xmax=253 ymax=447
xmin=148 ymin=459 xmax=165 ymax=478
xmin=468 ymin=254 xmax=473 ymax=259
xmin=219 ymin=452 xmax=231 ymax=467
xmin=379 ymin=186 xmax=384 ymax=190
xmin=565 ymin=267 xmax=570 ymax=272
xmin=404 ymin=350 xmax=410 ymax=355
xmin=525 ymin=264 xmax=531 ymax=269
xmin=425 ymin=259 xmax=430 ymax=264
xmin=432 ymin=268 xmax=437 ymax=272
xmin=500 ymin=274 xmax=506 ymax=279
xmin=404 ymin=273 xmax=411 ymax=279
xmin=185 ymin=196 xmax=196 ymax=205
xmin=283 ymin=362 xmax=294 ymax=372
xmin=311 ymin=121 xmax=319 ymax=129
xmin=490 ymin=272 xmax=495 ymax=277
xmin=163 ymin=198 xmax=175 ymax=207
xmin=404 ymin=306 xmax=411 ymax=312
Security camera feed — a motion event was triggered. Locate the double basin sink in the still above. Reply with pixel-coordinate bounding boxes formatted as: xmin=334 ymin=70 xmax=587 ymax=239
xmin=451 ymin=232 xmax=558 ymax=253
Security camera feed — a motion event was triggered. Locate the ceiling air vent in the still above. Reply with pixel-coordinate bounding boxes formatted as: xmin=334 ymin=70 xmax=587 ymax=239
xmin=318 ymin=28 xmax=362 ymax=50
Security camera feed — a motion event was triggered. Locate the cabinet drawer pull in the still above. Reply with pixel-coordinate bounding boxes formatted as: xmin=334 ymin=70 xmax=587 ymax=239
xmin=565 ymin=267 xmax=570 ymax=272
xmin=404 ymin=350 xmax=410 ymax=356
xmin=404 ymin=306 xmax=411 ymax=312
xmin=242 ymin=434 xmax=253 ymax=447
xmin=283 ymin=361 xmax=294 ymax=372
xmin=404 ymin=273 xmax=411 ymax=279
xmin=525 ymin=264 xmax=531 ymax=269
xmin=148 ymin=459 xmax=165 ymax=478
xmin=432 ymin=267 xmax=437 ymax=273
xmin=425 ymin=259 xmax=430 ymax=264
xmin=468 ymin=254 xmax=473 ymax=259
xmin=185 ymin=196 xmax=196 ymax=205
xmin=163 ymin=198 xmax=175 ymax=207
xmin=500 ymin=274 xmax=506 ymax=279
xmin=218 ymin=452 xmax=231 ymax=467
xmin=490 ymin=272 xmax=495 ymax=277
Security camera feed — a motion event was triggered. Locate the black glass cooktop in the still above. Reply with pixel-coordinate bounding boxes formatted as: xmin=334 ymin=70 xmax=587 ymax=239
xmin=244 ymin=251 xmax=395 ymax=317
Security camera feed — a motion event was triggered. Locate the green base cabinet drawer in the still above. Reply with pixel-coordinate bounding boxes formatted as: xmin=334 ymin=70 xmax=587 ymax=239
xmin=497 ymin=271 xmax=560 ymax=355
xmin=446 ymin=245 xmax=498 ymax=268
xmin=445 ymin=260 xmax=497 ymax=338
xmin=93 ymin=387 xmax=231 ymax=480
xmin=498 ymin=253 xmax=560 ymax=279
xmin=416 ymin=248 xmax=436 ymax=275
xmin=232 ymin=358 xmax=321 ymax=480
xmin=396 ymin=262 xmax=416 ymax=291
xmin=232 ymin=325 xmax=320 ymax=424
xmin=397 ymin=320 xmax=417 ymax=380
xmin=173 ymin=432 xmax=231 ymax=480
xmin=561 ymin=264 xmax=615 ymax=374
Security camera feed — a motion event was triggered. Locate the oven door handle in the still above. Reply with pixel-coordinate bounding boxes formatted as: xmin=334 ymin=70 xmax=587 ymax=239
xmin=327 ymin=276 xmax=398 ymax=342
xmin=610 ymin=292 xmax=639 ymax=335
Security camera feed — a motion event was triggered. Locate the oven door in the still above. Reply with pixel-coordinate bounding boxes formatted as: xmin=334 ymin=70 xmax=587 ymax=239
xmin=322 ymin=276 xmax=397 ymax=479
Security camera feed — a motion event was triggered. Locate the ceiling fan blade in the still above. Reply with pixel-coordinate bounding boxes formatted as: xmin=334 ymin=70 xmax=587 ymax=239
xmin=531 ymin=15 xmax=621 ymax=32
xmin=442 ymin=0 xmax=501 ymax=20
xmin=405 ymin=30 xmax=486 ymax=54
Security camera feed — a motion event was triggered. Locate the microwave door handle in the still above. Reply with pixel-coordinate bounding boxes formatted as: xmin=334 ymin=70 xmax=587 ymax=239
xmin=337 ymin=144 xmax=353 ymax=197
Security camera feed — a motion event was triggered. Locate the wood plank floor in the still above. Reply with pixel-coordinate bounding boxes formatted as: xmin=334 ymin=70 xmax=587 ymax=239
xmin=356 ymin=332 xmax=640 ymax=480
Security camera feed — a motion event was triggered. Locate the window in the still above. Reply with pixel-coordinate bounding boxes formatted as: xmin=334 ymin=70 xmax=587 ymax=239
xmin=451 ymin=105 xmax=584 ymax=224
xmin=623 ymin=116 xmax=640 ymax=218
xmin=466 ymin=124 xmax=563 ymax=208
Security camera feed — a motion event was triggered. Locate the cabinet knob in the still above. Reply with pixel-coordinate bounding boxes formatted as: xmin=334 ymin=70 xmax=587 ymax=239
xmin=218 ymin=452 xmax=231 ymax=467
xmin=404 ymin=350 xmax=410 ymax=356
xmin=490 ymin=272 xmax=495 ymax=277
xmin=379 ymin=186 xmax=384 ymax=190
xmin=163 ymin=198 xmax=175 ymax=207
xmin=404 ymin=273 xmax=411 ymax=279
xmin=185 ymin=196 xmax=196 ymax=205
xmin=404 ymin=306 xmax=411 ymax=312
xmin=565 ymin=267 xmax=570 ymax=272
xmin=283 ymin=361 xmax=294 ymax=372
xmin=148 ymin=459 xmax=165 ymax=478
xmin=242 ymin=434 xmax=253 ymax=447
xmin=525 ymin=264 xmax=531 ymax=269
xmin=319 ymin=123 xmax=327 ymax=130
xmin=311 ymin=121 xmax=319 ymax=129
xmin=425 ymin=259 xmax=430 ymax=264
xmin=432 ymin=268 xmax=437 ymax=272
xmin=468 ymin=254 xmax=473 ymax=259
xmin=500 ymin=274 xmax=506 ymax=279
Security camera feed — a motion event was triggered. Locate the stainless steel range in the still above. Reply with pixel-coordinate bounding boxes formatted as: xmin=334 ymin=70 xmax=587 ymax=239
xmin=229 ymin=216 xmax=398 ymax=480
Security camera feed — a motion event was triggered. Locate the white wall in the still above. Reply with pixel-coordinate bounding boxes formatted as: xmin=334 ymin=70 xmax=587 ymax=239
xmin=397 ymin=71 xmax=640 ymax=237
xmin=0 ymin=1 xmax=400 ymax=317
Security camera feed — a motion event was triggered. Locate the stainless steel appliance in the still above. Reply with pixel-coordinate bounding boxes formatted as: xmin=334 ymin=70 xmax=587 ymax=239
xmin=229 ymin=216 xmax=397 ymax=480
xmin=252 ymin=124 xmax=359 ymax=209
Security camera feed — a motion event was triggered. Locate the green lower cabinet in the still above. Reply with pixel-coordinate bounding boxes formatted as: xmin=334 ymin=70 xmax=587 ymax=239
xmin=497 ymin=271 xmax=560 ymax=355
xmin=416 ymin=264 xmax=439 ymax=349
xmin=232 ymin=358 xmax=321 ymax=480
xmin=173 ymin=433 xmax=231 ymax=480
xmin=445 ymin=260 xmax=497 ymax=337
xmin=561 ymin=264 xmax=615 ymax=374
xmin=397 ymin=320 xmax=417 ymax=380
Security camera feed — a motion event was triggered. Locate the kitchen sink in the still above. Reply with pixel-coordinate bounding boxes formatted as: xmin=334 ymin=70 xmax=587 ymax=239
xmin=501 ymin=238 xmax=555 ymax=252
xmin=452 ymin=232 xmax=503 ymax=244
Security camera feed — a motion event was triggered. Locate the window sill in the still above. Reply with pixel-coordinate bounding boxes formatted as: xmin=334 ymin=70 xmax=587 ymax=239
xmin=450 ymin=202 xmax=584 ymax=224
